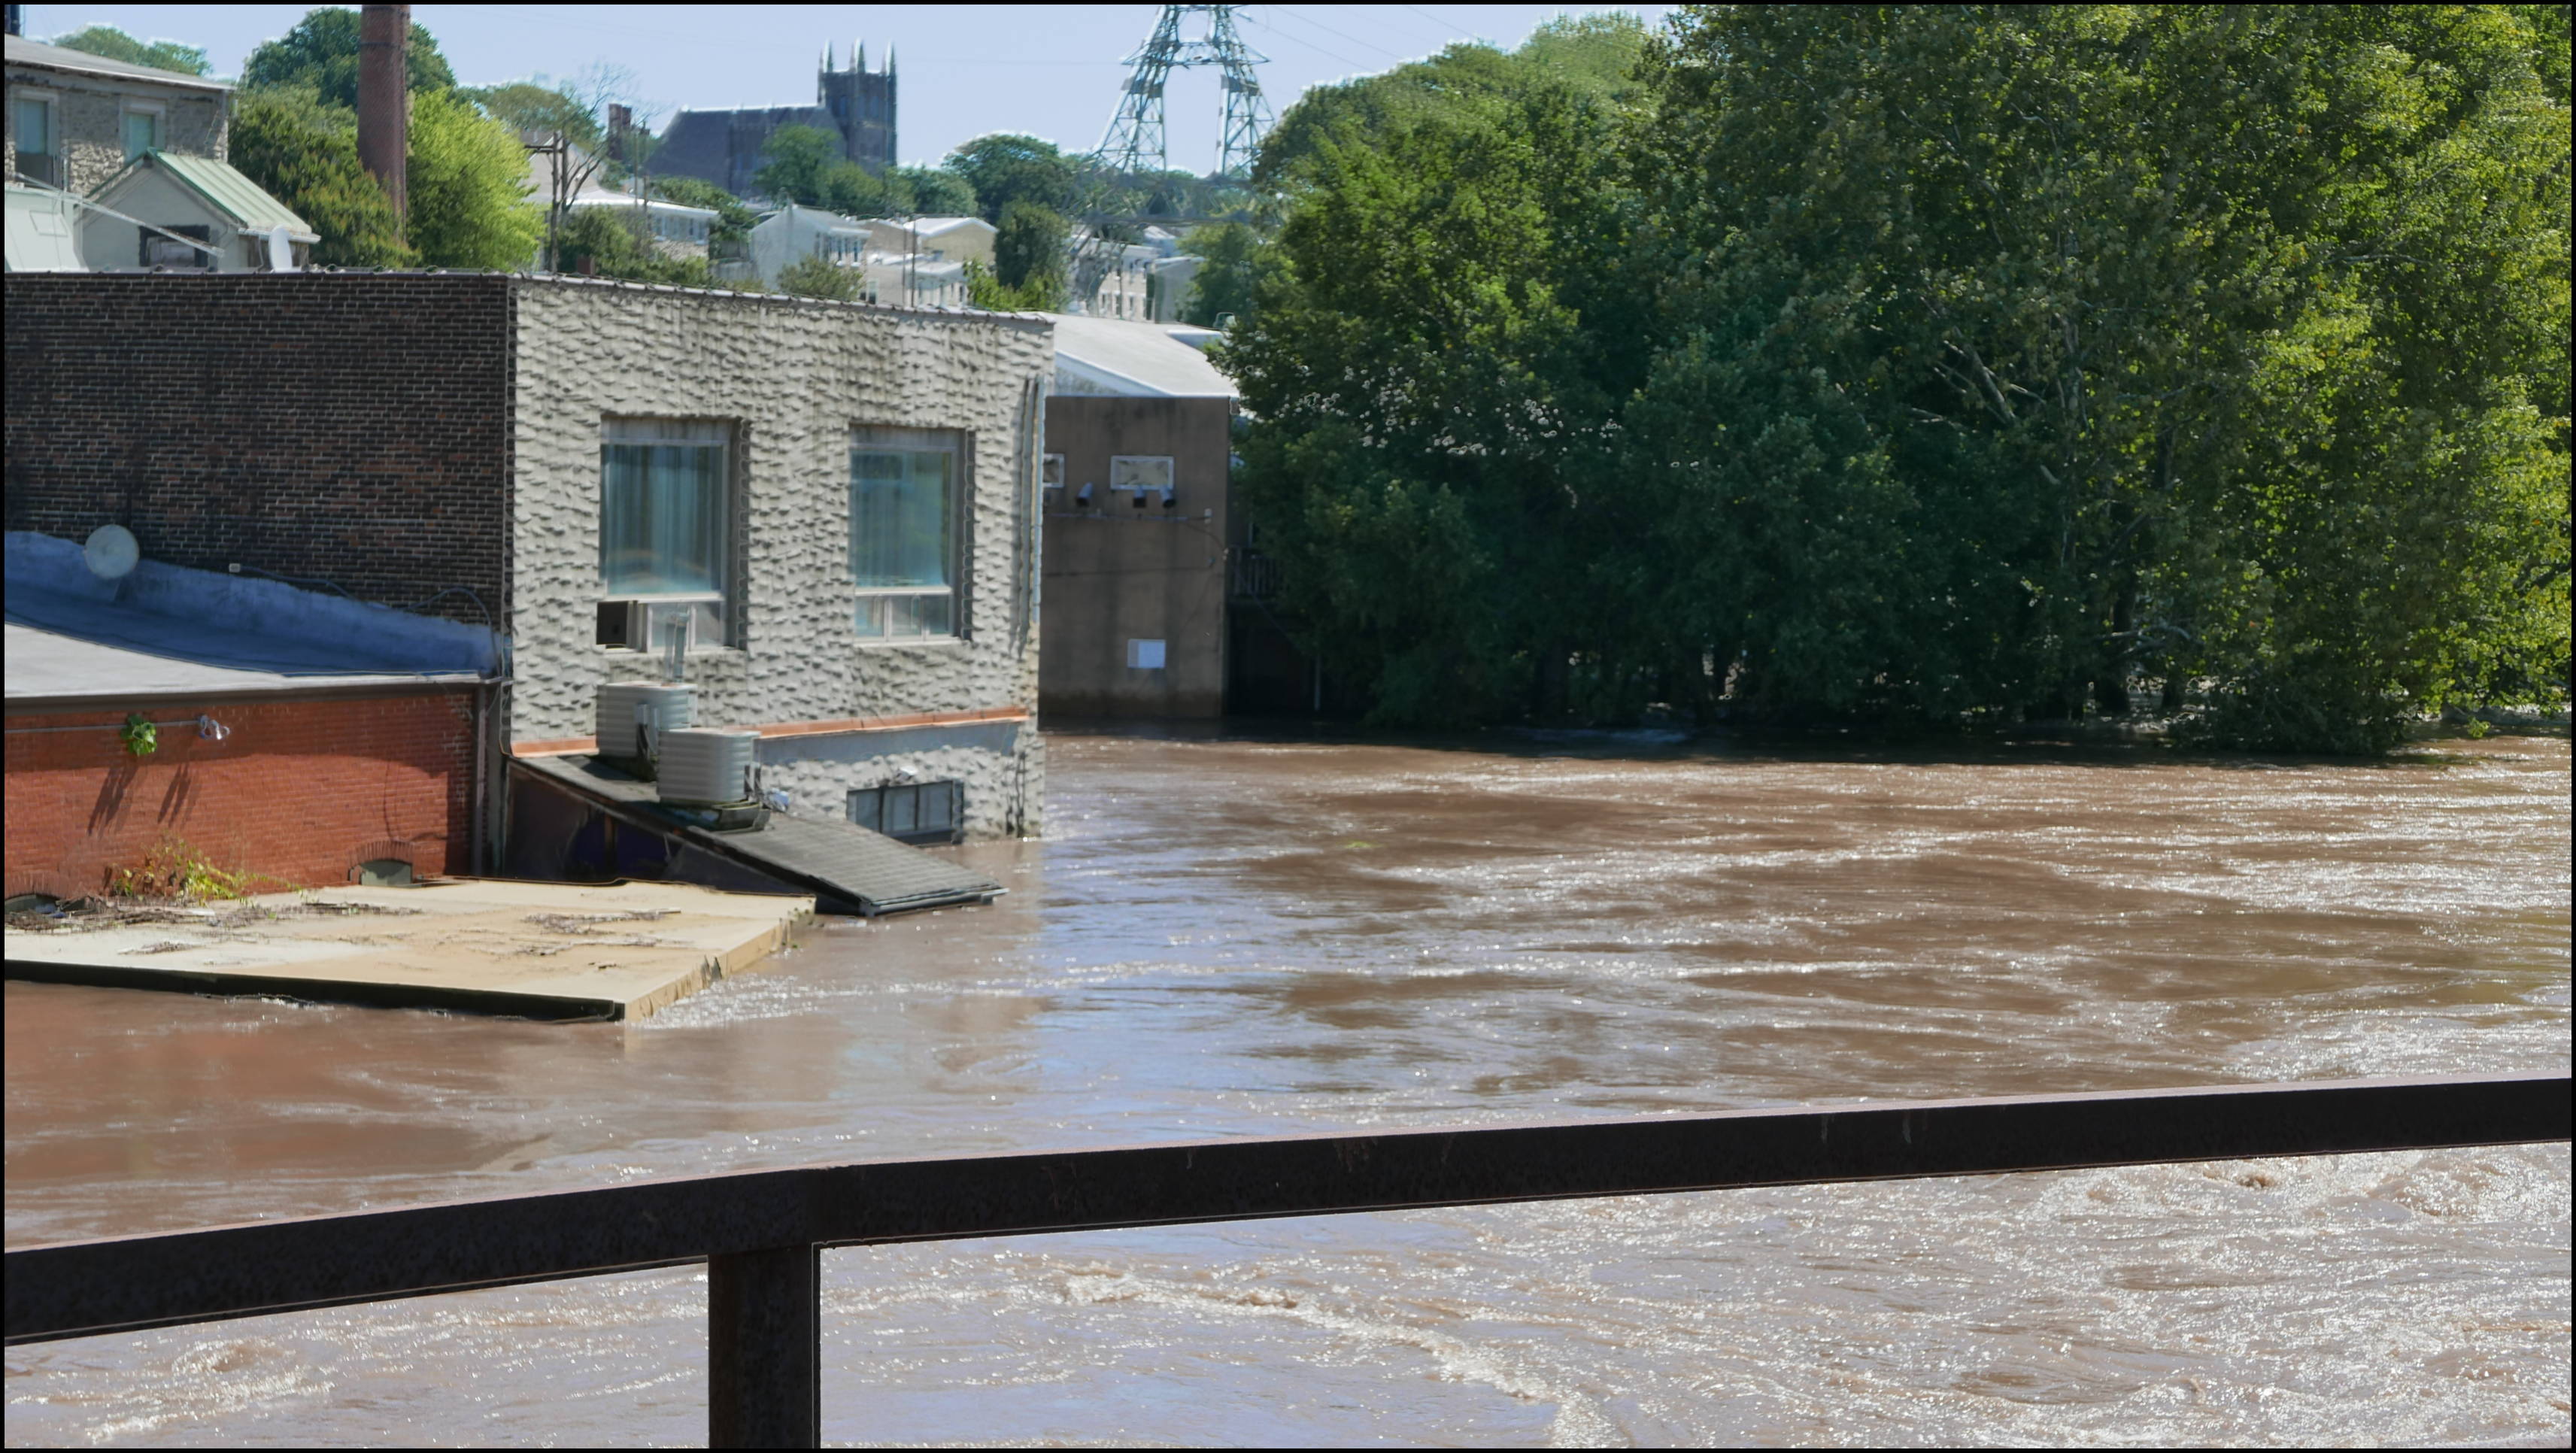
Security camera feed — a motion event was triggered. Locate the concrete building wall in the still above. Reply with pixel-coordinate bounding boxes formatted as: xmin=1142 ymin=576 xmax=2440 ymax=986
xmin=1039 ymin=396 xmax=1231 ymax=718
xmin=4 ymin=62 xmax=226 ymax=194
xmin=1 ymin=274 xmax=516 ymax=629
xmin=3 ymin=689 xmax=478 ymax=902
xmin=508 ymin=278 xmax=1050 ymax=836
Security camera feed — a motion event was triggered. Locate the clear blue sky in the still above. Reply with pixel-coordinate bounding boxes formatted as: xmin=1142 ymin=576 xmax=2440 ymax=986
xmin=17 ymin=5 xmax=1674 ymax=171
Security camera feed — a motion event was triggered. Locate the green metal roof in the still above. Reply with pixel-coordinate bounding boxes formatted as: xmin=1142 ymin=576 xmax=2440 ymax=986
xmin=104 ymin=150 xmax=318 ymax=243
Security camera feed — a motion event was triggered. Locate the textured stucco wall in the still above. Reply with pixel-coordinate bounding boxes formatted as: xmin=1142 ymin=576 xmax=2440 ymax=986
xmin=508 ymin=278 xmax=1051 ymax=836
xmin=756 ymin=720 xmax=1041 ymax=840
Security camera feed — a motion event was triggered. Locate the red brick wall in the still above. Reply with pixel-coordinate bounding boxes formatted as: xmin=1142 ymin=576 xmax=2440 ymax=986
xmin=4 ymin=692 xmax=478 ymax=901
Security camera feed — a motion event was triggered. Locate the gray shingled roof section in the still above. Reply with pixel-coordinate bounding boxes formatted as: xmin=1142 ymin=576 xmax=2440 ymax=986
xmin=517 ymin=754 xmax=1002 ymax=915
xmin=5 ymin=35 xmax=229 ymax=91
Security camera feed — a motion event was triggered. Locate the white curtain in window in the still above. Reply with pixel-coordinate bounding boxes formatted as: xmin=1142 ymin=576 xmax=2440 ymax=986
xmin=850 ymin=429 xmax=956 ymax=590
xmin=601 ymin=420 xmax=729 ymax=596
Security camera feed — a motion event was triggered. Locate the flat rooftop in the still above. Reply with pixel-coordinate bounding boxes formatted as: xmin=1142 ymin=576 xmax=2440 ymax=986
xmin=2 ymin=878 xmax=812 ymax=1021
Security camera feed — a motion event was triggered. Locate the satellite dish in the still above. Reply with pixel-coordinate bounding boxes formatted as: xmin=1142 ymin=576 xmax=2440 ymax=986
xmin=268 ymin=223 xmax=297 ymax=273
xmin=83 ymin=524 xmax=140 ymax=581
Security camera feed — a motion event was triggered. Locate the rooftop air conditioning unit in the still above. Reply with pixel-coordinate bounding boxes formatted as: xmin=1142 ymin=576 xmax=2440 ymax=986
xmin=656 ymin=728 xmax=760 ymax=807
xmin=595 ymin=681 xmax=697 ymax=766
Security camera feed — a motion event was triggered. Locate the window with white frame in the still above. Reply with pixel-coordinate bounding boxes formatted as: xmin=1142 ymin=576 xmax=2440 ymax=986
xmin=599 ymin=418 xmax=733 ymax=650
xmin=851 ymin=426 xmax=963 ymax=639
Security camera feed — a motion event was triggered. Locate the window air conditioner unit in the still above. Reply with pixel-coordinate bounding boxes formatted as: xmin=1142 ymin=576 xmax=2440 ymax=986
xmin=596 ymin=600 xmax=702 ymax=651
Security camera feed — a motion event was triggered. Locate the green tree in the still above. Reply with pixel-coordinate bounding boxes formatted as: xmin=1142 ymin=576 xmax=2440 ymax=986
xmin=993 ymin=199 xmax=1069 ymax=307
xmin=466 ymin=80 xmax=601 ymax=149
xmin=819 ymin=159 xmax=903 ymax=218
xmin=1628 ymin=5 xmax=2568 ymax=747
xmin=241 ymin=8 xmax=456 ymax=108
xmin=751 ymin=124 xmax=842 ymax=206
xmin=896 ymin=165 xmax=977 ymax=217
xmin=963 ymin=259 xmax=1052 ymax=311
xmin=555 ymin=205 xmax=711 ymax=286
xmin=47 ymin=24 xmax=209 ymax=76
xmin=945 ymin=134 xmax=1076 ymax=223
xmin=777 ymin=252 xmax=863 ymax=302
xmin=651 ymin=175 xmax=758 ymax=247
xmin=1222 ymin=42 xmax=1645 ymax=725
xmin=1231 ymin=5 xmax=2567 ymax=747
xmin=405 ymin=87 xmax=545 ymax=269
xmin=229 ymin=85 xmax=414 ymax=267
xmin=1179 ymin=222 xmax=1273 ymax=327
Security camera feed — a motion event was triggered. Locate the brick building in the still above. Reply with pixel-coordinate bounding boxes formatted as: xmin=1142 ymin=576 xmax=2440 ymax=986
xmin=5 ymin=271 xmax=1049 ymax=863
xmin=4 ymin=532 xmax=496 ymax=902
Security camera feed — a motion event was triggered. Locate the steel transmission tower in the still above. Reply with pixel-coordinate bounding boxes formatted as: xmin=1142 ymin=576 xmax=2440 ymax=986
xmin=1096 ymin=5 xmax=1273 ymax=179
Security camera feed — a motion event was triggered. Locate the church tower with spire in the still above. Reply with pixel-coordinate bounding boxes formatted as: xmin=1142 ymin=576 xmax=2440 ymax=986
xmin=815 ymin=38 xmax=897 ymax=172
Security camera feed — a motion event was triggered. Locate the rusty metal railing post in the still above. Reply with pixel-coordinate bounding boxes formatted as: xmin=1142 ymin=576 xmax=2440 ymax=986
xmin=707 ymin=1244 xmax=820 ymax=1448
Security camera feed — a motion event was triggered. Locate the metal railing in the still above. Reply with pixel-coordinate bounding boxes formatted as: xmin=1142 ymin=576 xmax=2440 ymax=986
xmin=6 ymin=1072 xmax=2564 ymax=1447
xmin=1229 ymin=549 xmax=1282 ymax=601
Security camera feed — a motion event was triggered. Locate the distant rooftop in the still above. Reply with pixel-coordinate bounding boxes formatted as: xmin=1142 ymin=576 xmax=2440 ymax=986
xmin=4 ymin=34 xmax=228 ymax=92
xmin=96 ymin=150 xmax=318 ymax=243
xmin=1046 ymin=314 xmax=1236 ymax=399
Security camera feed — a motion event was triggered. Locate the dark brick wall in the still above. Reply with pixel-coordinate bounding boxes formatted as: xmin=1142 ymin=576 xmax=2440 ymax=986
xmin=4 ymin=274 xmax=515 ymax=628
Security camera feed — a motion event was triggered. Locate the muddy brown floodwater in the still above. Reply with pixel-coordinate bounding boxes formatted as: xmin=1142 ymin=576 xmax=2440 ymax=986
xmin=6 ymin=730 xmax=2569 ymax=1447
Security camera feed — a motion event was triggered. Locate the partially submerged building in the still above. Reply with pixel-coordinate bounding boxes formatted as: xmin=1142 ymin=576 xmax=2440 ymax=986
xmin=4 ymin=531 xmax=499 ymax=904
xmin=1038 ymin=315 xmax=1236 ymax=718
xmin=5 ymin=272 xmax=1048 ymax=905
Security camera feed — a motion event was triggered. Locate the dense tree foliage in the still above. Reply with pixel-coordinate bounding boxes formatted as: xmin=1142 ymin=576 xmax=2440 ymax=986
xmin=227 ymin=11 xmax=537 ymax=270
xmin=1225 ymin=5 xmax=2569 ymax=750
xmin=229 ymin=86 xmax=414 ymax=267
xmin=1178 ymin=221 xmax=1273 ymax=327
xmin=994 ymin=199 xmax=1070 ymax=307
xmin=777 ymin=252 xmax=863 ymax=302
xmin=897 ymin=165 xmax=978 ymax=218
xmin=945 ymin=134 xmax=1077 ymax=223
xmin=649 ymin=175 xmax=757 ymax=247
xmin=403 ymin=87 xmax=545 ymax=270
xmin=47 ymin=25 xmax=209 ymax=76
xmin=241 ymin=9 xmax=455 ymax=107
xmin=749 ymin=128 xmax=979 ymax=220
xmin=554 ymin=205 xmax=713 ymax=287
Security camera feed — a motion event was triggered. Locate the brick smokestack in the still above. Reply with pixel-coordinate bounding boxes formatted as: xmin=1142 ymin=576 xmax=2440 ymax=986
xmin=357 ymin=4 xmax=409 ymax=222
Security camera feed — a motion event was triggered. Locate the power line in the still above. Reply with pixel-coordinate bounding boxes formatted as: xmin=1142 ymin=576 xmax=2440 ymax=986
xmin=1268 ymin=4 xmax=1413 ymax=63
xmin=1236 ymin=11 xmax=1368 ymax=71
